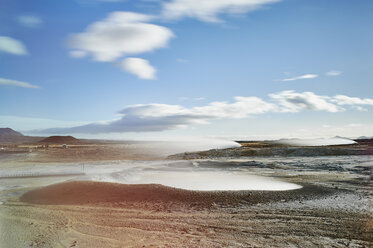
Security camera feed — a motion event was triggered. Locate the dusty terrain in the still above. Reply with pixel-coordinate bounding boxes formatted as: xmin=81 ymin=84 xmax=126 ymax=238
xmin=169 ymin=141 xmax=373 ymax=159
xmin=0 ymin=141 xmax=372 ymax=248
xmin=1 ymin=177 xmax=372 ymax=248
xmin=2 ymin=138 xmax=372 ymax=163
xmin=0 ymin=143 xmax=165 ymax=162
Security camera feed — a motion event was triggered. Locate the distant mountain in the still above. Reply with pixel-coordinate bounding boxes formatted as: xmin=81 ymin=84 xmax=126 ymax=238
xmin=0 ymin=127 xmax=24 ymax=138
xmin=39 ymin=136 xmax=80 ymax=144
xmin=0 ymin=128 xmax=89 ymax=145
xmin=354 ymin=137 xmax=373 ymax=146
xmin=356 ymin=136 xmax=373 ymax=140
xmin=0 ymin=127 xmax=26 ymax=143
xmin=0 ymin=128 xmax=43 ymax=144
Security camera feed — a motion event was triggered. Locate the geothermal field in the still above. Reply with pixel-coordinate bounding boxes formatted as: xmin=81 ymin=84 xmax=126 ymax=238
xmin=0 ymin=137 xmax=372 ymax=247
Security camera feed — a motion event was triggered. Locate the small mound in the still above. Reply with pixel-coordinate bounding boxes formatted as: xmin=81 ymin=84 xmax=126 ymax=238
xmin=20 ymin=181 xmax=334 ymax=208
xmin=39 ymin=135 xmax=79 ymax=144
xmin=21 ymin=181 xmax=189 ymax=205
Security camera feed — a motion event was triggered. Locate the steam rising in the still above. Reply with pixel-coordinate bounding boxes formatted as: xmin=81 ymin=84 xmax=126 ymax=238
xmin=124 ymin=171 xmax=302 ymax=191
xmin=149 ymin=138 xmax=241 ymax=155
xmin=276 ymin=137 xmax=356 ymax=146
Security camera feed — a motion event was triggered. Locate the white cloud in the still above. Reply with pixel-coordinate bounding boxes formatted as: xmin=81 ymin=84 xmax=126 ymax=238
xmin=69 ymin=11 xmax=174 ymax=62
xmin=353 ymin=106 xmax=368 ymax=112
xmin=121 ymin=57 xmax=156 ymax=79
xmin=17 ymin=15 xmax=43 ymax=28
xmin=0 ymin=78 xmax=39 ymax=89
xmin=161 ymin=0 xmax=281 ymax=22
xmin=280 ymin=74 xmax=318 ymax=82
xmin=192 ymin=96 xmax=277 ymax=118
xmin=34 ymin=91 xmax=373 ymax=134
xmin=326 ymin=70 xmax=343 ymax=76
xmin=35 ymin=97 xmax=276 ymax=134
xmin=0 ymin=36 xmax=28 ymax=55
xmin=269 ymin=90 xmax=341 ymax=112
xmin=331 ymin=95 xmax=373 ymax=106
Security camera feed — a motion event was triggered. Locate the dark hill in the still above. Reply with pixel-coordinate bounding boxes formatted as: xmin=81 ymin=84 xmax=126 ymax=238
xmin=40 ymin=136 xmax=80 ymax=144
xmin=0 ymin=127 xmax=24 ymax=137
xmin=0 ymin=127 xmax=41 ymax=144
xmin=0 ymin=128 xmax=43 ymax=144
xmin=354 ymin=138 xmax=373 ymax=146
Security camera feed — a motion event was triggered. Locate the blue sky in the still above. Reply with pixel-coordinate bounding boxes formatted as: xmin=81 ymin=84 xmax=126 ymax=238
xmin=1 ymin=0 xmax=373 ymax=140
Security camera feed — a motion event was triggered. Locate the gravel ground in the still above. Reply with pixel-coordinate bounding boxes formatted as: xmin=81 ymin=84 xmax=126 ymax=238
xmin=0 ymin=153 xmax=372 ymax=247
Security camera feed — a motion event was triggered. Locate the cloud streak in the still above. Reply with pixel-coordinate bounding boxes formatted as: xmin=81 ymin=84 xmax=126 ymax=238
xmin=280 ymin=74 xmax=318 ymax=82
xmin=0 ymin=78 xmax=39 ymax=89
xmin=17 ymin=15 xmax=43 ymax=28
xmin=35 ymin=91 xmax=373 ymax=134
xmin=326 ymin=70 xmax=343 ymax=76
xmin=161 ymin=0 xmax=281 ymax=22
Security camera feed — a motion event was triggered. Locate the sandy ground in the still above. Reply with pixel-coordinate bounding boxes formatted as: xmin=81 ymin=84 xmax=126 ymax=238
xmin=1 ymin=181 xmax=372 ymax=248
xmin=0 ymin=145 xmax=372 ymax=247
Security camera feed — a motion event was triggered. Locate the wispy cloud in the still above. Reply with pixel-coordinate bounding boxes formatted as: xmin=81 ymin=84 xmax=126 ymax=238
xmin=98 ymin=0 xmax=124 ymax=2
xmin=0 ymin=78 xmax=39 ymax=89
xmin=179 ymin=96 xmax=205 ymax=101
xmin=331 ymin=95 xmax=373 ymax=106
xmin=161 ymin=0 xmax=281 ymax=22
xmin=353 ymin=106 xmax=368 ymax=112
xmin=69 ymin=50 xmax=87 ymax=58
xmin=269 ymin=90 xmax=341 ymax=112
xmin=34 ymin=91 xmax=373 ymax=134
xmin=176 ymin=58 xmax=189 ymax=63
xmin=346 ymin=123 xmax=363 ymax=127
xmin=35 ymin=97 xmax=276 ymax=134
xmin=0 ymin=36 xmax=28 ymax=55
xmin=17 ymin=15 xmax=43 ymax=28
xmin=121 ymin=57 xmax=156 ymax=80
xmin=69 ymin=11 xmax=173 ymax=79
xmin=280 ymin=74 xmax=318 ymax=82
xmin=194 ymin=97 xmax=205 ymax=101
xmin=326 ymin=70 xmax=343 ymax=76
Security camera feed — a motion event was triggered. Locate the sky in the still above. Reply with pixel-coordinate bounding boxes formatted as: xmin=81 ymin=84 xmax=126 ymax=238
xmin=0 ymin=0 xmax=373 ymax=140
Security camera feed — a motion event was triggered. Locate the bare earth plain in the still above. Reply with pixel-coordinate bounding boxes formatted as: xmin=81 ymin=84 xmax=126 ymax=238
xmin=0 ymin=140 xmax=372 ymax=247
